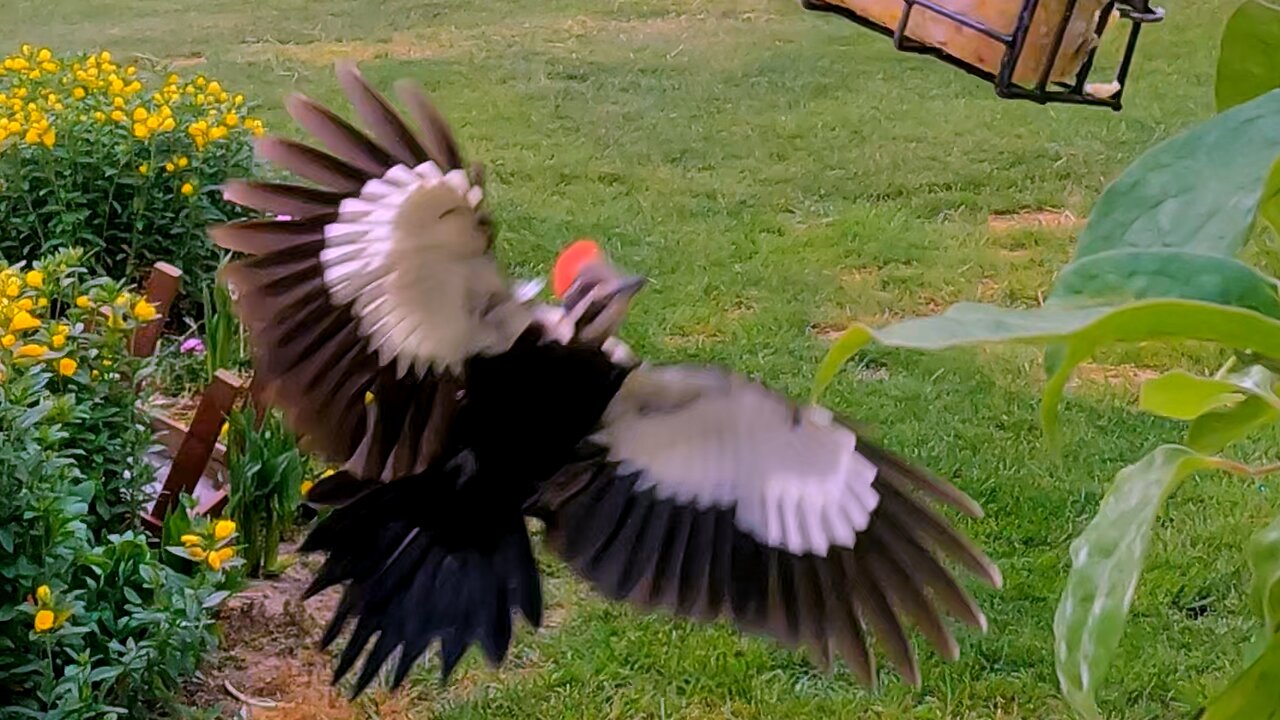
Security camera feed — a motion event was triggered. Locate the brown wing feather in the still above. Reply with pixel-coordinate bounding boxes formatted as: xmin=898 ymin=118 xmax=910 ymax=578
xmin=529 ymin=437 xmax=997 ymax=689
xmin=211 ymin=63 xmax=512 ymax=480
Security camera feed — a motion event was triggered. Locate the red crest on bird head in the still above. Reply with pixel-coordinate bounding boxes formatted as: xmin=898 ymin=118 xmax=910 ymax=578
xmin=552 ymin=239 xmax=603 ymax=298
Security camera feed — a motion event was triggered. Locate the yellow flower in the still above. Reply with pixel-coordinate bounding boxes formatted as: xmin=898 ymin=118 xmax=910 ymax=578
xmin=36 ymin=48 xmax=52 ymax=62
xmin=208 ymin=125 xmax=228 ymax=141
xmin=33 ymin=609 xmax=54 ymax=633
xmin=176 ymin=155 xmax=188 ymax=168
xmin=180 ymin=534 xmax=202 ymax=547
xmin=112 ymin=96 xmax=124 ymax=108
xmin=180 ymin=182 xmax=195 ymax=197
xmin=1 ymin=335 xmax=14 ymax=348
xmin=37 ymin=297 xmax=48 ymax=308
xmin=5 ymin=281 xmax=18 ymax=297
xmin=159 ymin=117 xmax=175 ymax=132
xmin=16 ymin=344 xmax=47 ymax=358
xmin=223 ymin=112 xmax=238 ymax=127
xmin=9 ymin=311 xmax=39 ymax=332
xmin=99 ymin=50 xmax=112 ymax=63
xmin=125 ymin=65 xmax=136 ymax=76
xmin=114 ymin=293 xmax=127 ymax=306
xmin=50 ymin=334 xmax=65 ymax=349
xmin=15 ymin=298 xmax=32 ymax=312
xmin=206 ymin=80 xmax=222 ymax=95
xmin=300 ymin=480 xmax=314 ymax=496
xmin=131 ymin=106 xmax=147 ymax=121
xmin=186 ymin=546 xmax=207 ymax=561
xmin=133 ymin=298 xmax=157 ymax=322
xmin=75 ymin=295 xmax=90 ymax=308
xmin=35 ymin=585 xmax=51 ymax=604
xmin=71 ymin=87 xmax=85 ymax=100
xmin=166 ymin=73 xmax=179 ymax=84
xmin=24 ymin=270 xmax=42 ymax=288
xmin=233 ymin=93 xmax=244 ymax=105
xmin=39 ymin=127 xmax=54 ymax=148
xmin=163 ymin=161 xmax=175 ymax=173
xmin=138 ymin=163 xmax=149 ymax=175
xmin=213 ymin=519 xmax=236 ymax=541
xmin=131 ymin=122 xmax=149 ymax=139
xmin=207 ymin=547 xmax=234 ymax=571
xmin=109 ymin=109 xmax=125 ymax=123
xmin=219 ymin=421 xmax=228 ymax=439
xmin=92 ymin=110 xmax=105 ymax=122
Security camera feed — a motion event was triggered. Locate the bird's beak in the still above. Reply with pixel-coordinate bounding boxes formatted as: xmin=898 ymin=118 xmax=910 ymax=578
xmin=606 ymin=274 xmax=647 ymax=302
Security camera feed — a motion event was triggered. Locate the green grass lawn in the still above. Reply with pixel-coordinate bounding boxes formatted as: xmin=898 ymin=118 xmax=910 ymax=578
xmin=8 ymin=0 xmax=1278 ymax=717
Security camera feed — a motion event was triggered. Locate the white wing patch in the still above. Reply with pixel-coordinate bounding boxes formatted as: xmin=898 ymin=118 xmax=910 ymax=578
xmin=592 ymin=366 xmax=880 ymax=556
xmin=318 ymin=161 xmax=528 ymax=376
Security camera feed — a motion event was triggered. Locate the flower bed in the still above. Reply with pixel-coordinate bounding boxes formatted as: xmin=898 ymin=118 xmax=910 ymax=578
xmin=0 ymin=45 xmax=265 ymax=322
xmin=0 ymin=251 xmax=241 ymax=718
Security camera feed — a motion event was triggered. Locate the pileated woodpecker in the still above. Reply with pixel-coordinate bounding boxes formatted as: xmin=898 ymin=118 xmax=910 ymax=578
xmin=210 ymin=62 xmax=1001 ymax=698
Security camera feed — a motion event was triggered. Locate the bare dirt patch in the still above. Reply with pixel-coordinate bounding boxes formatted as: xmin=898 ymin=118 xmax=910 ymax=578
xmin=1069 ymin=362 xmax=1160 ymax=392
xmin=987 ymin=208 xmax=1083 ymax=233
xmin=182 ymin=545 xmax=419 ymax=719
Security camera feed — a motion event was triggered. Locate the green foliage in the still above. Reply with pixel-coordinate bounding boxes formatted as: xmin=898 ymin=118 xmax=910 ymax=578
xmin=814 ymin=3 xmax=1280 ymax=716
xmin=201 ymin=269 xmax=245 ymax=381
xmin=1216 ymin=0 xmax=1280 ymax=112
xmin=225 ymin=404 xmax=305 ymax=578
xmin=0 ymin=44 xmax=265 ymax=323
xmin=0 ymin=253 xmax=238 ymax=718
xmin=1053 ymin=446 xmax=1220 ymax=718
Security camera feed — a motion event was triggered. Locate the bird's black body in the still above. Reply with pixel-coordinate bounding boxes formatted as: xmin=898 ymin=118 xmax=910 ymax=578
xmin=211 ymin=61 xmax=1001 ymax=700
xmin=298 ymin=327 xmax=630 ymax=694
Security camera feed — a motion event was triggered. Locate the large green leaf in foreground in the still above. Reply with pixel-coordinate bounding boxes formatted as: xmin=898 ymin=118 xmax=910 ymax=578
xmin=1054 ymin=446 xmax=1219 ymax=719
xmin=812 ymin=300 xmax=1280 ymax=435
xmin=1216 ymin=0 xmax=1280 ymax=112
xmin=1068 ymin=90 xmax=1280 ymax=262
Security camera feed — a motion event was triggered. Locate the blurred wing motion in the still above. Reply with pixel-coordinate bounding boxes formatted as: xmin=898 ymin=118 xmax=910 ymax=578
xmin=211 ymin=62 xmax=1000 ymax=699
xmin=211 ymin=61 xmax=529 ymax=481
xmin=530 ymin=365 xmax=1001 ymax=686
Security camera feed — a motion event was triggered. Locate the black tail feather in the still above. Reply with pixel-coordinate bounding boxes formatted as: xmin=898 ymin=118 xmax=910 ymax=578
xmin=299 ymin=463 xmax=542 ymax=696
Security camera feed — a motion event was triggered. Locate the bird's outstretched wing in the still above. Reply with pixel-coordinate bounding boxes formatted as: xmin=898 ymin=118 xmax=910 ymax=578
xmin=211 ymin=62 xmax=532 ymax=479
xmin=530 ymin=364 xmax=1000 ymax=686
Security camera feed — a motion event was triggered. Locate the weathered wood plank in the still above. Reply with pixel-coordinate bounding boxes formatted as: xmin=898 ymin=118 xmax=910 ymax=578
xmin=145 ymin=370 xmax=245 ymax=532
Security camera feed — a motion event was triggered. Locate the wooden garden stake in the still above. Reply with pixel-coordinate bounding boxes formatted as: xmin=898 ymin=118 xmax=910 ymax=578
xmin=144 ymin=369 xmax=245 ymax=531
xmin=130 ymin=262 xmax=183 ymax=358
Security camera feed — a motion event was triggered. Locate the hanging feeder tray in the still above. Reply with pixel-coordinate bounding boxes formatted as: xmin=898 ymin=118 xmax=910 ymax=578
xmin=801 ymin=0 xmax=1164 ymax=110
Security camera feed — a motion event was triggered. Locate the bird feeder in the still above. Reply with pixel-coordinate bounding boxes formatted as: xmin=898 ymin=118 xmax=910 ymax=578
xmin=801 ymin=0 xmax=1164 ymax=110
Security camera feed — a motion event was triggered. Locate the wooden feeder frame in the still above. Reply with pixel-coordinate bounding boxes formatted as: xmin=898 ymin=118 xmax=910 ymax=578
xmin=802 ymin=0 xmax=1165 ymax=110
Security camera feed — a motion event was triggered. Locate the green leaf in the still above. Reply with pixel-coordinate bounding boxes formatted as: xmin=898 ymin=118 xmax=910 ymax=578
xmin=1071 ymin=90 xmax=1280 ymax=261
xmin=1139 ymin=371 xmax=1247 ymax=420
xmin=1054 ymin=445 xmax=1218 ymax=719
xmin=1264 ymin=157 xmax=1280 ymax=236
xmin=810 ymin=299 xmax=1280 ymax=436
xmin=1248 ymin=513 xmax=1280 ymax=639
xmin=1188 ymin=394 xmax=1280 ymax=453
xmin=1186 ymin=366 xmax=1280 ymax=453
xmin=1049 ymin=249 xmax=1280 ymax=318
xmin=1216 ymin=0 xmax=1280 ymax=112
xmin=1198 ymin=631 xmax=1280 ymax=720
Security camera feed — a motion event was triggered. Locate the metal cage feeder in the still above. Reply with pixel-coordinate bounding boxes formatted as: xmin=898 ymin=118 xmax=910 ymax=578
xmin=801 ymin=0 xmax=1164 ymax=110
